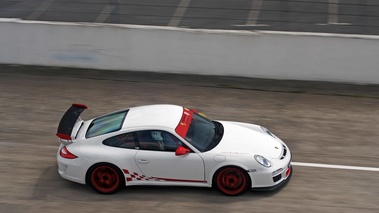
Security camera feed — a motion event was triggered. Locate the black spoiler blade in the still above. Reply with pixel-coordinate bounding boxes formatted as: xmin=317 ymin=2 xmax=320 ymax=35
xmin=56 ymin=104 xmax=88 ymax=140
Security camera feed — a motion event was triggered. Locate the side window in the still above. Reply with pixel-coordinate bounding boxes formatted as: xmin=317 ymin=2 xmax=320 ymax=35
xmin=137 ymin=130 xmax=182 ymax=152
xmin=103 ymin=132 xmax=137 ymax=149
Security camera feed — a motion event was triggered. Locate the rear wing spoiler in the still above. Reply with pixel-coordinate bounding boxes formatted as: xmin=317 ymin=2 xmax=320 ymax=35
xmin=56 ymin=104 xmax=88 ymax=140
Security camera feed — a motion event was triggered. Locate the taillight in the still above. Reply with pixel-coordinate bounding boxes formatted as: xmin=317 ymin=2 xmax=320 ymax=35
xmin=60 ymin=146 xmax=77 ymax=159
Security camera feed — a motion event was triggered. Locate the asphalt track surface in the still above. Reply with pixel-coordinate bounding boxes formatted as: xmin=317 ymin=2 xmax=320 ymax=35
xmin=1 ymin=65 xmax=379 ymax=212
xmin=1 ymin=0 xmax=379 ymax=35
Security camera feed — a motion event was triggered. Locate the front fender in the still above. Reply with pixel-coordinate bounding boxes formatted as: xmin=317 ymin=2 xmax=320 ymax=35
xmin=206 ymin=160 xmax=252 ymax=187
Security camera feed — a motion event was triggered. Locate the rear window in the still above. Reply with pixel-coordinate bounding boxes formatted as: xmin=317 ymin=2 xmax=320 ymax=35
xmin=86 ymin=110 xmax=128 ymax=138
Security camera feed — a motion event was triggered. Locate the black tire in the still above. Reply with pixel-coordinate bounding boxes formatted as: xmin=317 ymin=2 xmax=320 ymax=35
xmin=213 ymin=166 xmax=251 ymax=196
xmin=87 ymin=163 xmax=125 ymax=194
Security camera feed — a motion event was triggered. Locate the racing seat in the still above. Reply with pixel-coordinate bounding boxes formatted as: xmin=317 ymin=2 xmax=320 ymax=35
xmin=137 ymin=131 xmax=161 ymax=151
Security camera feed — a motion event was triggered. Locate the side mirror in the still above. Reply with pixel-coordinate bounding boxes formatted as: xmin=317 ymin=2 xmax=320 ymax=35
xmin=175 ymin=146 xmax=190 ymax=156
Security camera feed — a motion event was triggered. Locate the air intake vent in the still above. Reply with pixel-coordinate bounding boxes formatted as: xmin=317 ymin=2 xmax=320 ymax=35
xmin=280 ymin=145 xmax=287 ymax=160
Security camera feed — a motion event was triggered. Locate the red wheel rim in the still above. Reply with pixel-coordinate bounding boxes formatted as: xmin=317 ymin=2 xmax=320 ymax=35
xmin=91 ymin=166 xmax=120 ymax=193
xmin=217 ymin=167 xmax=247 ymax=195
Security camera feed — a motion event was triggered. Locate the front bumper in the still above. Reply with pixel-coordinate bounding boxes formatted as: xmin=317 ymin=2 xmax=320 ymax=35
xmin=251 ymin=165 xmax=292 ymax=192
xmin=249 ymin=144 xmax=292 ymax=191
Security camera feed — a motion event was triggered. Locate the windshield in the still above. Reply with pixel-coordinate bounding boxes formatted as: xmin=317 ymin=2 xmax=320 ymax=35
xmin=86 ymin=110 xmax=128 ymax=138
xmin=184 ymin=113 xmax=223 ymax=152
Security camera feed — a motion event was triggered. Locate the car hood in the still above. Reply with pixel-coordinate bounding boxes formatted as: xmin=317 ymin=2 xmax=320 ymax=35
xmin=211 ymin=121 xmax=283 ymax=158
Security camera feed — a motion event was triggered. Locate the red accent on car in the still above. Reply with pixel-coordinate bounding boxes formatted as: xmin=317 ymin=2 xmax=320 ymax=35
xmin=122 ymin=169 xmax=205 ymax=183
xmin=152 ymin=177 xmax=206 ymax=183
xmin=56 ymin=133 xmax=72 ymax=140
xmin=286 ymin=166 xmax=291 ymax=177
xmin=72 ymin=103 xmax=88 ymax=109
xmin=191 ymin=109 xmax=198 ymax=114
xmin=175 ymin=108 xmax=193 ymax=138
xmin=60 ymin=146 xmax=77 ymax=159
xmin=175 ymin=146 xmax=190 ymax=156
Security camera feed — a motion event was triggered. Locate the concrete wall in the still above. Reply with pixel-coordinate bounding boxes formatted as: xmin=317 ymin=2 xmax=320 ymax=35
xmin=1 ymin=19 xmax=379 ymax=84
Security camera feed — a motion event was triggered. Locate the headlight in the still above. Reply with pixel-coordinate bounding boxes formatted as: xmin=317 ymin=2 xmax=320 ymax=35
xmin=260 ymin=126 xmax=276 ymax=138
xmin=254 ymin=155 xmax=271 ymax=167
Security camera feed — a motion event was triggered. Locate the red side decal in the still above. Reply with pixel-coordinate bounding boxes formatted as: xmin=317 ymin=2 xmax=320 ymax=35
xmin=122 ymin=169 xmax=205 ymax=183
xmin=152 ymin=177 xmax=206 ymax=183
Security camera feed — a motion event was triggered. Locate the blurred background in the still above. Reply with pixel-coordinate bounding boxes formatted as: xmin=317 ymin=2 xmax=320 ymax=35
xmin=1 ymin=1 xmax=379 ymax=212
xmin=1 ymin=0 xmax=379 ymax=34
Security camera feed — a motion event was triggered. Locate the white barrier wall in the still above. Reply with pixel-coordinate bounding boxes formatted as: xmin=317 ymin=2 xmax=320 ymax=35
xmin=1 ymin=19 xmax=379 ymax=84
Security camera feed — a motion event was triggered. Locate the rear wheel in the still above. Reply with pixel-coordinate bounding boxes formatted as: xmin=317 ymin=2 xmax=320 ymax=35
xmin=214 ymin=166 xmax=250 ymax=196
xmin=87 ymin=163 xmax=124 ymax=194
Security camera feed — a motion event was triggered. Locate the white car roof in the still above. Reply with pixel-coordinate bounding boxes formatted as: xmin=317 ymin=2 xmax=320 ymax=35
xmin=122 ymin=104 xmax=184 ymax=130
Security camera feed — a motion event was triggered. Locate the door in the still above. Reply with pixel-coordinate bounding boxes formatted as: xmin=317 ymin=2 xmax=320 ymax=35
xmin=134 ymin=130 xmax=205 ymax=183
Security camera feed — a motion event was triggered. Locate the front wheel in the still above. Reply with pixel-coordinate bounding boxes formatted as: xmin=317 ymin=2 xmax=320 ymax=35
xmin=214 ymin=166 xmax=250 ymax=196
xmin=87 ymin=163 xmax=124 ymax=194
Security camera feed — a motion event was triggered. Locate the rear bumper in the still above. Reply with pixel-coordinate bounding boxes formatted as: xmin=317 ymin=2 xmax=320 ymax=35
xmin=57 ymin=145 xmax=90 ymax=185
xmin=251 ymin=165 xmax=292 ymax=192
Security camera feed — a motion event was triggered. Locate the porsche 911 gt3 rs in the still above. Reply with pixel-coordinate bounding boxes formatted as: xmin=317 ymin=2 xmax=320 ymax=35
xmin=56 ymin=104 xmax=292 ymax=196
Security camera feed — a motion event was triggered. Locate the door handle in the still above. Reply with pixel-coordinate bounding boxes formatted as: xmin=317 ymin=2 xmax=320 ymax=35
xmin=137 ymin=159 xmax=150 ymax=164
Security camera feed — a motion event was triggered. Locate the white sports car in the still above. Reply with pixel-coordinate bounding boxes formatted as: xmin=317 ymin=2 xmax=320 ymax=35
xmin=56 ymin=104 xmax=292 ymax=196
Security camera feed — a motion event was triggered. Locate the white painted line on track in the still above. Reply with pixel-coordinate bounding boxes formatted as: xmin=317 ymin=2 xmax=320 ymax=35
xmin=169 ymin=0 xmax=192 ymax=27
xmin=95 ymin=5 xmax=116 ymax=23
xmin=328 ymin=0 xmax=339 ymax=24
xmin=234 ymin=24 xmax=269 ymax=27
xmin=292 ymin=162 xmax=379 ymax=172
xmin=315 ymin=0 xmax=350 ymax=26
xmin=316 ymin=23 xmax=351 ymax=26
xmin=246 ymin=0 xmax=263 ymax=26
xmin=27 ymin=0 xmax=55 ymax=20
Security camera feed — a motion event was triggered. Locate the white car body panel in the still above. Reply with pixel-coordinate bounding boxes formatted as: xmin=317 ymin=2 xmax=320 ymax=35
xmin=213 ymin=121 xmax=283 ymax=158
xmin=134 ymin=151 xmax=205 ymax=183
xmin=123 ymin=105 xmax=183 ymax=130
